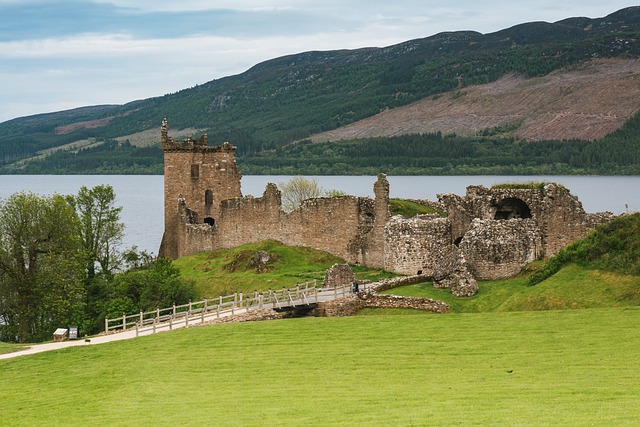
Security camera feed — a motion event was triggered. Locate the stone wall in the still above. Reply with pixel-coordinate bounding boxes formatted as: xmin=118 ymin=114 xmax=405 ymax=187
xmin=439 ymin=183 xmax=611 ymax=259
xmin=170 ymin=169 xmax=389 ymax=267
xmin=316 ymin=292 xmax=449 ymax=317
xmin=460 ymin=218 xmax=544 ymax=280
xmin=384 ymin=216 xmax=452 ymax=276
xmin=323 ymin=264 xmax=356 ymax=288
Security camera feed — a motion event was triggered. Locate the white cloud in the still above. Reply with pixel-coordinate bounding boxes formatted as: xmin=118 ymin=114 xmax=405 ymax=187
xmin=0 ymin=0 xmax=637 ymax=123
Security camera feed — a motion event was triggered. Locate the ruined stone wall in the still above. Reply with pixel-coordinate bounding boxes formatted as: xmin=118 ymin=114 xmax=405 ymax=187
xmin=537 ymin=184 xmax=602 ymax=257
xmin=369 ymin=174 xmax=391 ymax=267
xmin=384 ymin=216 xmax=452 ymax=275
xmin=171 ymin=180 xmax=388 ymax=266
xmin=215 ymin=183 xmax=283 ymax=248
xmin=280 ymin=196 xmax=375 ymax=264
xmin=316 ymin=293 xmax=449 ymax=317
xmin=440 ymin=184 xmax=609 ymax=260
xmin=323 ymin=264 xmax=356 ymax=288
xmin=460 ymin=218 xmax=544 ymax=280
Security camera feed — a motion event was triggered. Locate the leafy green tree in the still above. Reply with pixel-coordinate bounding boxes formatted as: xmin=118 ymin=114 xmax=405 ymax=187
xmin=110 ymin=258 xmax=196 ymax=315
xmin=278 ymin=176 xmax=324 ymax=212
xmin=0 ymin=192 xmax=84 ymax=342
xmin=75 ymin=185 xmax=124 ymax=280
xmin=324 ymin=189 xmax=347 ymax=197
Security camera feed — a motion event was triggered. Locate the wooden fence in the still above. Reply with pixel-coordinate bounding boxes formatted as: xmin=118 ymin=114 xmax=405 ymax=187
xmin=104 ymin=280 xmax=357 ymax=337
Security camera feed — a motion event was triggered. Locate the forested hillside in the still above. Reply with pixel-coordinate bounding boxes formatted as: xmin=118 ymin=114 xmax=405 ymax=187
xmin=1 ymin=6 xmax=640 ymax=174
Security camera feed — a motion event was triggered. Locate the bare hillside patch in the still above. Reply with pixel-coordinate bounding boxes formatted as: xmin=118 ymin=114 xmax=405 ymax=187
xmin=308 ymin=58 xmax=640 ymax=142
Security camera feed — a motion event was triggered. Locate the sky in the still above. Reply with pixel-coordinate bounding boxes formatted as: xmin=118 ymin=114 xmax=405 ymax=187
xmin=0 ymin=0 xmax=636 ymax=123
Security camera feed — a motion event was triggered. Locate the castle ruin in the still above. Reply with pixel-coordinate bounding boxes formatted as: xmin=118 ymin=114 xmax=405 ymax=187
xmin=158 ymin=120 xmax=612 ymax=293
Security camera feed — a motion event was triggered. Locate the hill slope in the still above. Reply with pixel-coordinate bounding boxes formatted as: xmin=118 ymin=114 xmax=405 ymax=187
xmin=307 ymin=58 xmax=640 ymax=143
xmin=1 ymin=6 xmax=640 ymax=173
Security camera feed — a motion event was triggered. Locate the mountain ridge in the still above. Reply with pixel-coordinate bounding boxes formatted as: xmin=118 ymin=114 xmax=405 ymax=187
xmin=1 ymin=6 xmax=640 ymax=173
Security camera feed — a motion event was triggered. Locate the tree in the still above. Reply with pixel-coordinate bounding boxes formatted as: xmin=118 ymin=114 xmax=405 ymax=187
xmin=110 ymin=258 xmax=196 ymax=316
xmin=278 ymin=176 xmax=324 ymax=212
xmin=0 ymin=192 xmax=84 ymax=342
xmin=75 ymin=185 xmax=124 ymax=280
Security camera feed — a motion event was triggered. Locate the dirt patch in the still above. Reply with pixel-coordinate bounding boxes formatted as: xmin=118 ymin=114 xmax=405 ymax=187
xmin=308 ymin=58 xmax=640 ymax=142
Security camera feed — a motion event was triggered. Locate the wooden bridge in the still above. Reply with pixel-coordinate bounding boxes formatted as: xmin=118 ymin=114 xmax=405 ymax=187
xmin=105 ymin=281 xmax=363 ymax=337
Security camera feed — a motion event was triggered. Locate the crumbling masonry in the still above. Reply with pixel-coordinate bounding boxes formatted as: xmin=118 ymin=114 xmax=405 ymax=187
xmin=158 ymin=120 xmax=613 ymax=293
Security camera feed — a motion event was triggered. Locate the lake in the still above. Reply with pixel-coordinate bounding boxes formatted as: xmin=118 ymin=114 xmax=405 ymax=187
xmin=1 ymin=175 xmax=638 ymax=255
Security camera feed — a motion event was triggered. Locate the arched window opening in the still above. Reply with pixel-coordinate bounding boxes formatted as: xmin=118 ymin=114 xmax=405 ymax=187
xmin=454 ymin=236 xmax=463 ymax=247
xmin=191 ymin=164 xmax=199 ymax=179
xmin=494 ymin=198 xmax=532 ymax=220
xmin=205 ymin=189 xmax=213 ymax=207
xmin=204 ymin=217 xmax=215 ymax=226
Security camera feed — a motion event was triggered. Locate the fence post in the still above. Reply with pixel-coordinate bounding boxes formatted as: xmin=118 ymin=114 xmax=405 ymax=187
xmin=153 ymin=317 xmax=156 ymax=334
xmin=218 ymin=296 xmax=222 ymax=318
xmin=334 ymin=286 xmax=337 ymax=298
xmin=315 ymin=286 xmax=318 ymax=303
xmin=122 ymin=313 xmax=126 ymax=331
xmin=259 ymin=293 xmax=263 ymax=309
xmin=172 ymin=303 xmax=176 ymax=318
xmin=156 ymin=307 xmax=160 ymax=324
xmin=135 ymin=322 xmax=139 ymax=337
xmin=105 ymin=317 xmax=109 ymax=333
xmin=202 ymin=298 xmax=207 ymax=322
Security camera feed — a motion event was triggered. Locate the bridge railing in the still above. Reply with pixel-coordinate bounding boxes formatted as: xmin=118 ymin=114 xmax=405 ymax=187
xmin=104 ymin=279 xmax=358 ymax=336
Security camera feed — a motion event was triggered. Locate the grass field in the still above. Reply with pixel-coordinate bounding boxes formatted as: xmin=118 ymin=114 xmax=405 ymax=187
xmin=0 ymin=342 xmax=24 ymax=355
xmin=3 ymin=220 xmax=640 ymax=426
xmin=1 ymin=308 xmax=640 ymax=426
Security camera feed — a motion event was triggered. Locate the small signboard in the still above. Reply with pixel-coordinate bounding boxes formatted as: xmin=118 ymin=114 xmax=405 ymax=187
xmin=69 ymin=326 xmax=78 ymax=340
xmin=53 ymin=328 xmax=68 ymax=342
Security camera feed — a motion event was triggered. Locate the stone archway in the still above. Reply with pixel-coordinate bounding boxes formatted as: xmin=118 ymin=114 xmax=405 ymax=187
xmin=494 ymin=198 xmax=531 ymax=220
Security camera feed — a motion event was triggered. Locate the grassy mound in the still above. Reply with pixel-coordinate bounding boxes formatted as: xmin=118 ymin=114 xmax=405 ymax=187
xmin=381 ymin=264 xmax=640 ymax=313
xmin=530 ymin=213 xmax=640 ymax=285
xmin=389 ymin=198 xmax=445 ymax=218
xmin=172 ymin=240 xmax=396 ymax=297
xmin=2 ymin=309 xmax=639 ymax=425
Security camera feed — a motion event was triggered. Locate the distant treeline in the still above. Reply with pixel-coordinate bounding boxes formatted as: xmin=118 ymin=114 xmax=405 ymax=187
xmin=8 ymin=140 xmax=163 ymax=174
xmin=239 ymin=111 xmax=640 ymax=175
xmin=5 ymin=111 xmax=640 ymax=176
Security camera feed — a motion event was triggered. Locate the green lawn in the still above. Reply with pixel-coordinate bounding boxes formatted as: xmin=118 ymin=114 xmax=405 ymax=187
xmin=0 ymin=342 xmax=25 ymax=355
xmin=1 ymin=308 xmax=639 ymax=426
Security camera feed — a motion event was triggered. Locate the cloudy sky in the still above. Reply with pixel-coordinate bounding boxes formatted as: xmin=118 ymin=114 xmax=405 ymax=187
xmin=0 ymin=0 xmax=635 ymax=123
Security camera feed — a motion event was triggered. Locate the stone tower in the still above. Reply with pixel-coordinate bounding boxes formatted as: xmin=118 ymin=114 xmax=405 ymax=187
xmin=158 ymin=119 xmax=242 ymax=259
